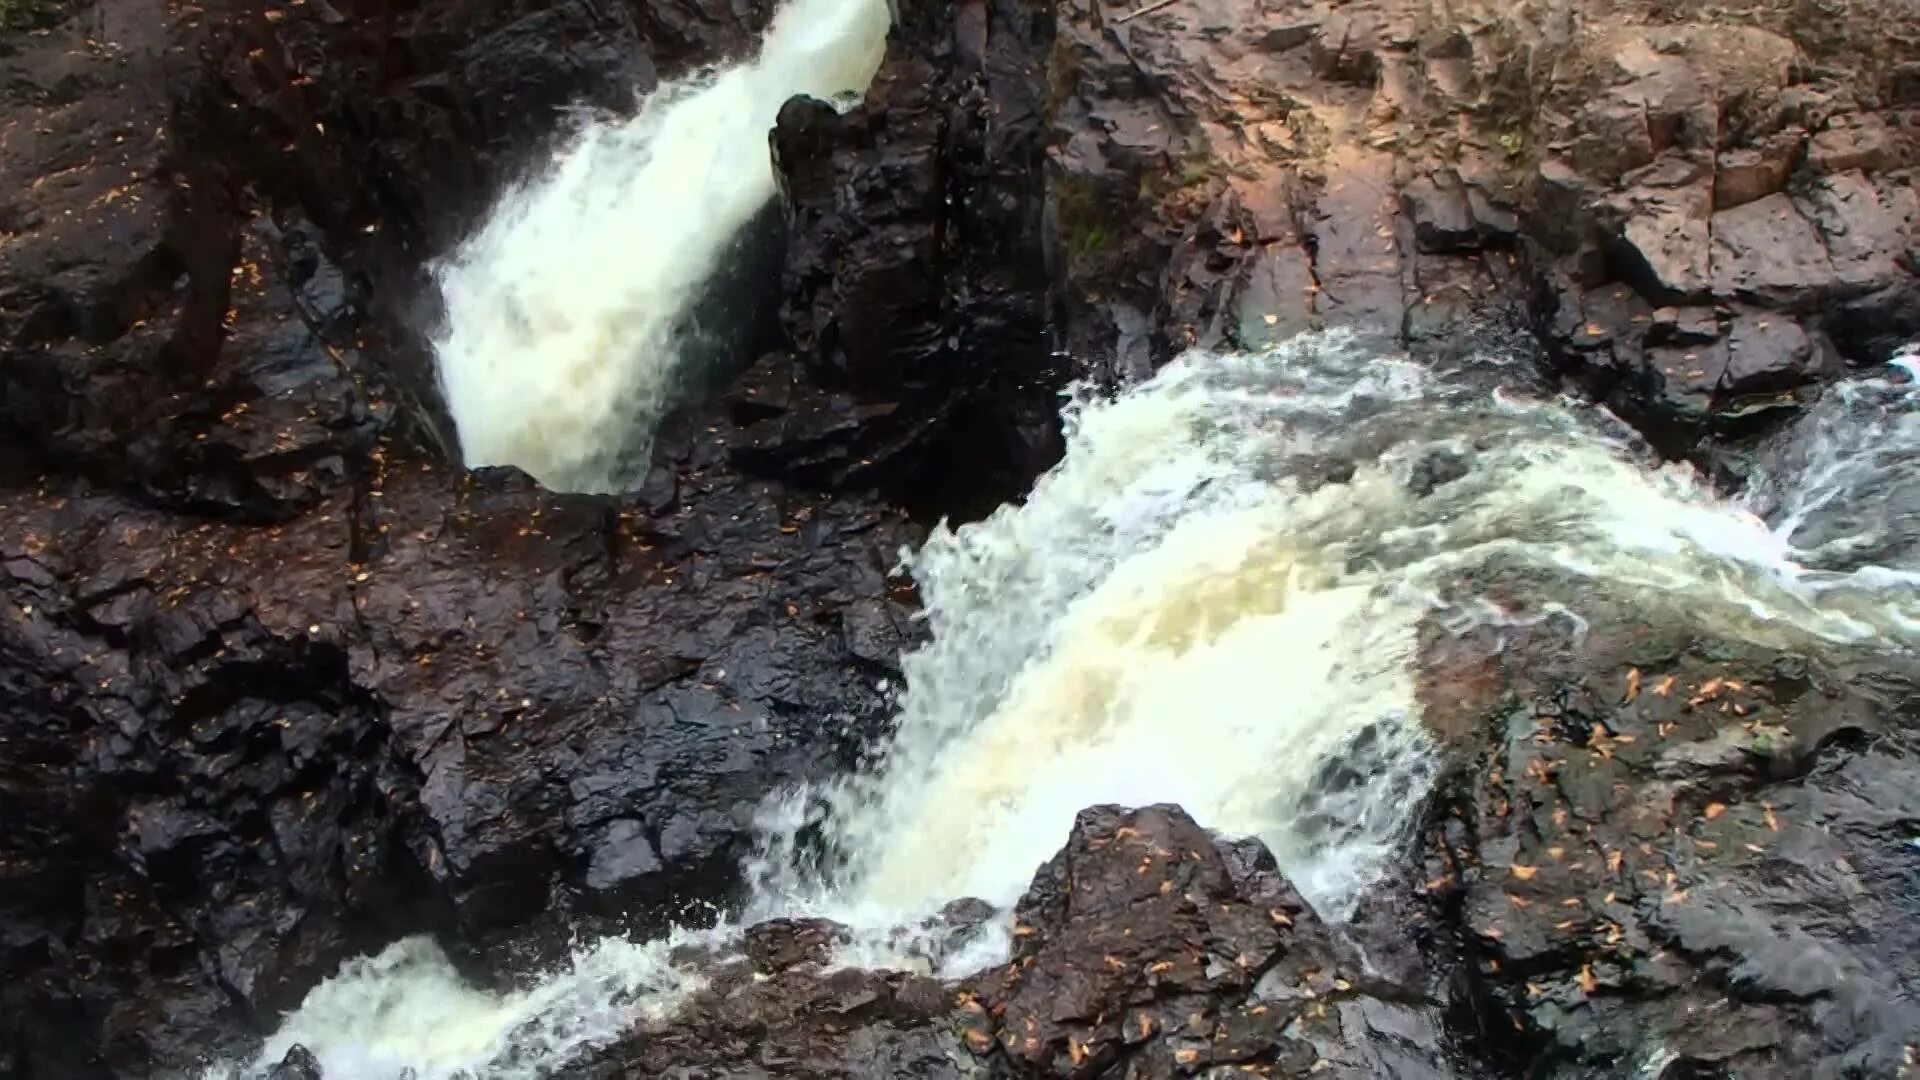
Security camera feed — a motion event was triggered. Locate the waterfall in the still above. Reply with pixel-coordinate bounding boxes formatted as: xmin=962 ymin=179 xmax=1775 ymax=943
xmin=430 ymin=0 xmax=892 ymax=493
xmin=207 ymin=333 xmax=1920 ymax=1080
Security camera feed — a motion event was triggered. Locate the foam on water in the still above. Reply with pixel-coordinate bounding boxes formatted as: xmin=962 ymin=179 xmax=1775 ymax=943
xmin=209 ymin=335 xmax=1920 ymax=1079
xmin=431 ymin=0 xmax=892 ymax=492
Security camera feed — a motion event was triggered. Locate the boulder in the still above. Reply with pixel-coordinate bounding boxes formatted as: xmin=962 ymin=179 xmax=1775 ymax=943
xmin=1712 ymin=129 xmax=1804 ymax=210
xmin=1402 ymin=168 xmax=1517 ymax=253
xmin=1603 ymin=156 xmax=1715 ymax=304
xmin=959 ymin=805 xmax=1453 ymax=1077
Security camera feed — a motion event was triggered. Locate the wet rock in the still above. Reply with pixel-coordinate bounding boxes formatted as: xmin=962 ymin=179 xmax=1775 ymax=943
xmin=580 ymin=946 xmax=962 ymax=1078
xmin=769 ymin=0 xmax=1062 ymax=517
xmin=742 ymin=918 xmax=850 ymax=973
xmin=958 ymin=805 xmax=1453 ymax=1078
xmin=1722 ymin=312 xmax=1823 ymax=395
xmin=0 ymin=0 xmax=922 ymax=1072
xmin=264 ymin=1046 xmax=322 ymax=1080
xmin=1420 ymin=629 xmax=1920 ymax=1078
xmin=584 ymin=819 xmax=667 ymax=907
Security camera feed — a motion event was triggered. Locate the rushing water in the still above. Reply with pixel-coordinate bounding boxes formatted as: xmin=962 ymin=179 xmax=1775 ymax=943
xmin=430 ymin=0 xmax=891 ymax=493
xmin=205 ymin=334 xmax=1920 ymax=1079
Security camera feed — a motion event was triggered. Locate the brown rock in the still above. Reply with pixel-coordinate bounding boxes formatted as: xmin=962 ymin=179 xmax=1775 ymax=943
xmin=1798 ymin=170 xmax=1920 ymax=290
xmin=1572 ymin=96 xmax=1656 ymax=179
xmin=1311 ymin=12 xmax=1385 ymax=84
xmin=1808 ymin=114 xmax=1896 ymax=174
xmin=1649 ymin=306 xmax=1724 ymax=346
xmin=1709 ymin=192 xmax=1837 ymax=306
xmin=1605 ymin=157 xmax=1715 ymax=303
xmin=1714 ymin=129 xmax=1804 ymax=210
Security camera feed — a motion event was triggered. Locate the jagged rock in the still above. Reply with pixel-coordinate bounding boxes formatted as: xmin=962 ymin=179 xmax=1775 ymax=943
xmin=1311 ymin=12 xmax=1386 ymax=84
xmin=1713 ymin=129 xmax=1803 ymax=210
xmin=1710 ymin=193 xmax=1839 ymax=308
xmin=1649 ymin=306 xmax=1723 ymax=347
xmin=958 ymin=805 xmax=1453 ymax=1077
xmin=0 ymin=0 xmax=923 ymax=1073
xmin=1807 ymin=113 xmax=1897 ymax=175
xmin=1402 ymin=169 xmax=1516 ymax=253
xmin=1723 ymin=312 xmax=1822 ymax=395
xmin=768 ymin=0 xmax=1062 ymax=515
xmin=1419 ymin=628 xmax=1920 ymax=1078
xmin=1603 ymin=156 xmax=1715 ymax=304
xmin=1571 ymin=98 xmax=1656 ymax=178
xmin=264 ymin=1046 xmax=322 ymax=1080
xmin=578 ymin=805 xmax=1457 ymax=1078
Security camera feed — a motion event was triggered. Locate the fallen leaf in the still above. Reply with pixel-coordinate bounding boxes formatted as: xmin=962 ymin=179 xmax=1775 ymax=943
xmin=1510 ymin=864 xmax=1538 ymax=881
xmin=1624 ymin=668 xmax=1641 ymax=702
xmin=1704 ymin=802 xmax=1726 ymax=820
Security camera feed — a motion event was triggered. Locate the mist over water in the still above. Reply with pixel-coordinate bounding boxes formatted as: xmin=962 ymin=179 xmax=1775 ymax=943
xmin=430 ymin=0 xmax=892 ymax=493
xmin=208 ymin=333 xmax=1920 ymax=1080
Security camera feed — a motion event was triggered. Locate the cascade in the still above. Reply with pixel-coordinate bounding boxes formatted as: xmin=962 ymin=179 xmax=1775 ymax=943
xmin=210 ymin=334 xmax=1920 ymax=1080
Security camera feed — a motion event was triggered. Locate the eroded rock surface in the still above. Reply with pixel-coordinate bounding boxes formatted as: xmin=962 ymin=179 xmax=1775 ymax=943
xmin=1416 ymin=609 xmax=1920 ymax=1078
xmin=568 ymin=805 xmax=1453 ymax=1079
xmin=1 ymin=0 xmax=921 ymax=1073
xmin=761 ymin=0 xmax=1064 ymax=519
xmin=4 ymin=0 xmax=1918 ymax=1075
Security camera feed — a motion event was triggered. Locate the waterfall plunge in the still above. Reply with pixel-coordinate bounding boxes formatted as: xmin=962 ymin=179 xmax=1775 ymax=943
xmin=211 ymin=335 xmax=1920 ymax=1080
xmin=431 ymin=0 xmax=892 ymax=493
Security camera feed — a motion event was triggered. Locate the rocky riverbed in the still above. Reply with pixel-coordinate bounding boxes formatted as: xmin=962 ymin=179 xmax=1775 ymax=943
xmin=2 ymin=0 xmax=1917 ymax=1076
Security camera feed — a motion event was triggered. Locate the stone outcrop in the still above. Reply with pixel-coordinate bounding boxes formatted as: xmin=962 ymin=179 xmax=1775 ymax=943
xmin=3 ymin=0 xmax=1918 ymax=1075
xmin=760 ymin=0 xmax=1064 ymax=519
xmin=1415 ymin=599 xmax=1920 ymax=1078
xmin=569 ymin=805 xmax=1453 ymax=1079
xmin=0 ymin=0 xmax=926 ymax=1073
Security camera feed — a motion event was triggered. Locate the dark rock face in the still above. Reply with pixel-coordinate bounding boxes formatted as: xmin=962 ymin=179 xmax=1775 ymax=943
xmin=264 ymin=1046 xmax=323 ymax=1080
xmin=761 ymin=0 xmax=1063 ymax=519
xmin=1 ymin=0 xmax=924 ymax=1074
xmin=4 ymin=0 xmax=1919 ymax=1075
xmin=960 ymin=805 xmax=1453 ymax=1078
xmin=571 ymin=805 xmax=1454 ymax=1079
xmin=1044 ymin=0 xmax=1540 ymax=384
xmin=1415 ymin=610 xmax=1920 ymax=1078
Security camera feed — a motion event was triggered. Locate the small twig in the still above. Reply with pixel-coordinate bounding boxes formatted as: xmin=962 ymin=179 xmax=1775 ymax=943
xmin=1115 ymin=0 xmax=1181 ymax=23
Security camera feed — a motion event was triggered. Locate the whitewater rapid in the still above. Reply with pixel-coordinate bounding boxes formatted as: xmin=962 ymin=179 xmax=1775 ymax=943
xmin=206 ymin=335 xmax=1920 ymax=1080
xmin=430 ymin=0 xmax=892 ymax=493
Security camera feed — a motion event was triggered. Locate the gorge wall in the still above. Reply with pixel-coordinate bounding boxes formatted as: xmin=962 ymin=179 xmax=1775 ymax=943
xmin=1 ymin=0 xmax=1916 ymax=1075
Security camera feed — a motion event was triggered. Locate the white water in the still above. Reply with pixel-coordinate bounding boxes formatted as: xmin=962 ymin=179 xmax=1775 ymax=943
xmin=431 ymin=0 xmax=892 ymax=493
xmin=209 ymin=338 xmax=1920 ymax=1079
